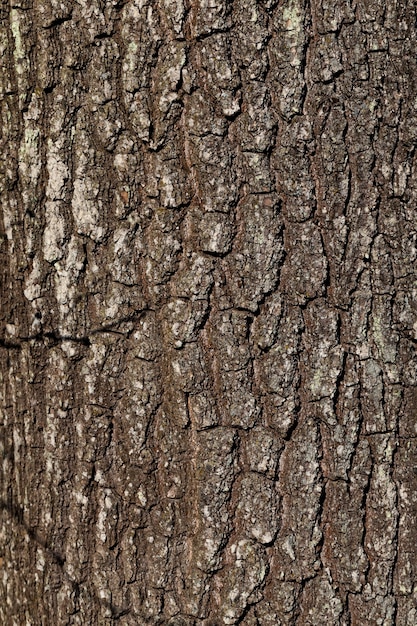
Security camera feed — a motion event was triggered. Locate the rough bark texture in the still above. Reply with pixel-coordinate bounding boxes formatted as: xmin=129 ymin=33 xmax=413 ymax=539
xmin=1 ymin=0 xmax=417 ymax=624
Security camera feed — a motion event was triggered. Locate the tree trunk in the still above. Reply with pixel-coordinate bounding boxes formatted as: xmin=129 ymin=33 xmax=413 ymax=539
xmin=1 ymin=0 xmax=417 ymax=623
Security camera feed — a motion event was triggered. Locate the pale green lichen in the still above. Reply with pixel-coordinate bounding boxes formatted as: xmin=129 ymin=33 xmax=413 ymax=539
xmin=10 ymin=8 xmax=29 ymax=87
xmin=22 ymin=127 xmax=39 ymax=150
xmin=127 ymin=41 xmax=138 ymax=53
xmin=282 ymin=1 xmax=303 ymax=33
xmin=18 ymin=125 xmax=41 ymax=201
xmin=123 ymin=42 xmax=139 ymax=76
xmin=10 ymin=9 xmax=24 ymax=61
xmin=310 ymin=364 xmax=326 ymax=397
xmin=372 ymin=314 xmax=397 ymax=363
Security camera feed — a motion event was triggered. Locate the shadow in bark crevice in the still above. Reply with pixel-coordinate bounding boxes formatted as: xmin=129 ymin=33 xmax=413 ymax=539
xmin=0 ymin=498 xmax=131 ymax=620
xmin=0 ymin=309 xmax=150 ymax=350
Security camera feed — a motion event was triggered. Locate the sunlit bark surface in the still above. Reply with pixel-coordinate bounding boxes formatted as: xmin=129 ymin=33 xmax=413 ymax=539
xmin=1 ymin=0 xmax=417 ymax=623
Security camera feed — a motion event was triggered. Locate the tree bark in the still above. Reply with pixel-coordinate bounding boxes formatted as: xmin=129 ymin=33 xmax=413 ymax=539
xmin=1 ymin=0 xmax=417 ymax=623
